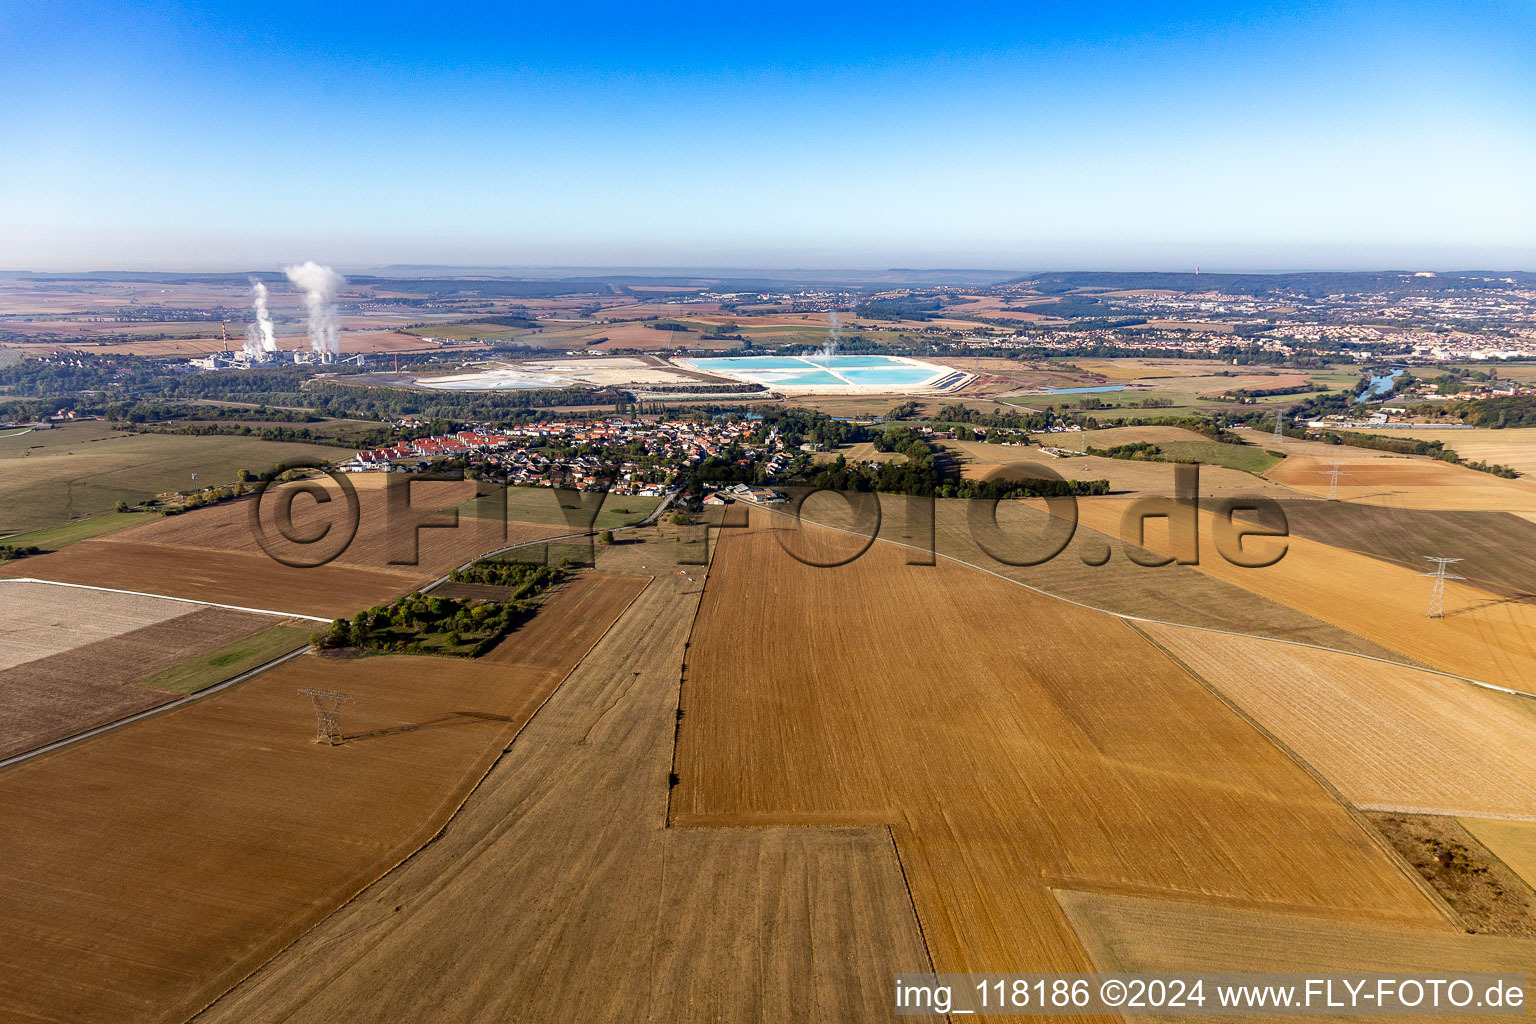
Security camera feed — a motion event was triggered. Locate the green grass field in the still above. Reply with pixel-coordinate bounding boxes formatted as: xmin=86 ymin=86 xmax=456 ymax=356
xmin=138 ymin=626 xmax=314 ymax=696
xmin=0 ymin=511 xmax=156 ymax=549
xmin=1156 ymin=440 xmax=1281 ymax=474
xmin=0 ymin=421 xmax=352 ymax=533
xmin=137 ymin=623 xmax=314 ymax=695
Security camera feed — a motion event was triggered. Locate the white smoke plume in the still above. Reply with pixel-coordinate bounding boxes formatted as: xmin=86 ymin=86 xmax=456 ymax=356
xmin=244 ymin=280 xmax=277 ymax=356
xmin=814 ymin=309 xmax=842 ymax=362
xmin=283 ymin=260 xmax=345 ymax=358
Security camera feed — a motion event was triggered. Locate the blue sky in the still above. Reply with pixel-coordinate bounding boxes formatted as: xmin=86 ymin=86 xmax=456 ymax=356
xmin=3 ymin=1 xmax=1534 ymax=271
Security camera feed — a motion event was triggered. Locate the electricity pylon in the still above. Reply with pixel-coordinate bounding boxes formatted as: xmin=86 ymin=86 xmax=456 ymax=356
xmin=1273 ymin=409 xmax=1286 ymax=442
xmin=1322 ymin=461 xmax=1349 ymax=501
xmin=1419 ymin=557 xmax=1464 ymax=619
xmin=298 ymin=688 xmax=355 ymax=745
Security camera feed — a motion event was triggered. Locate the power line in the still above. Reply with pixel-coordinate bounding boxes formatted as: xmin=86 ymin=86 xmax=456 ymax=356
xmin=1322 ymin=461 xmax=1349 ymax=501
xmin=298 ymin=688 xmax=355 ymax=745
xmin=1419 ymin=557 xmax=1464 ymax=619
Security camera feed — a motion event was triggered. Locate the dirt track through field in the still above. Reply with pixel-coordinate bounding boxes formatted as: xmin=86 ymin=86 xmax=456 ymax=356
xmin=0 ymin=571 xmax=646 ymax=1024
xmin=673 ymin=512 xmax=1443 ymax=996
xmin=199 ymin=543 xmax=939 ymax=1024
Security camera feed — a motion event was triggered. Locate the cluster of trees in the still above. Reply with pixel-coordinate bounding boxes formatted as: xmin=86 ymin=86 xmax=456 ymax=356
xmin=634 ymin=383 xmax=765 ymax=395
xmin=940 ymin=477 xmax=1109 ymax=499
xmin=307 ymin=380 xmax=627 ymax=421
xmin=1443 ymin=396 xmax=1536 ymax=429
xmin=933 ymin=403 xmax=1066 ymax=431
xmin=1091 ymin=414 xmax=1243 ymax=444
xmin=753 ymin=408 xmax=869 ymax=450
xmin=854 ymin=296 xmax=943 ymax=320
xmin=159 ymin=482 xmax=248 ymax=514
xmin=114 ymin=421 xmax=369 ymax=448
xmin=1219 ymin=383 xmax=1323 ymax=400
xmin=802 ymin=427 xmax=941 ymax=496
xmin=111 ymin=402 xmax=323 ymax=424
xmin=0 ymin=544 xmax=42 ymax=561
xmin=320 ymin=563 xmax=567 ymax=657
xmin=448 ymin=560 xmax=566 ymax=597
xmin=1088 ymin=441 xmax=1162 ymax=460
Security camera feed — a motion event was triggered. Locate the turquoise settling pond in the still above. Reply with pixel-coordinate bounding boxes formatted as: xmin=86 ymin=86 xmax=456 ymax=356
xmin=683 ymin=354 xmax=958 ymax=390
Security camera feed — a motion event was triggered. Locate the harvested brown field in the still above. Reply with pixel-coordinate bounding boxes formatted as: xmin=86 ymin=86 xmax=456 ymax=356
xmin=1368 ymin=813 xmax=1536 ymax=935
xmin=1272 ymin=502 xmax=1536 ymax=600
xmin=1371 ymin=426 xmax=1536 ymax=478
xmin=1058 ymin=888 xmax=1536 ymax=985
xmin=1140 ymin=623 xmax=1536 ymax=819
xmin=7 ymin=475 xmax=566 ymax=617
xmin=200 ymin=536 xmax=938 ymax=1024
xmin=674 ymin=512 xmax=1441 ymax=983
xmin=1074 ymin=358 xmax=1243 ymax=379
xmin=939 ymin=439 xmax=1299 ymax=497
xmin=4 ymin=541 xmax=416 ymax=619
xmin=0 ymin=603 xmax=279 ymax=759
xmin=1462 ymin=818 xmax=1536 ymax=890
xmin=781 ymin=491 xmax=1408 ymax=658
xmin=0 ymin=570 xmax=646 ymax=1024
xmin=107 ymin=474 xmax=530 ymax=574
xmin=1264 ymin=442 xmax=1536 ymax=512
xmin=1072 ymin=497 xmax=1536 ymax=692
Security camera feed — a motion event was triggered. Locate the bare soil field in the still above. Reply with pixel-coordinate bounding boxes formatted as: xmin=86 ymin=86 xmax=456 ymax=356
xmin=1141 ymin=623 xmax=1536 ymax=819
xmin=1462 ymin=818 xmax=1536 ymax=890
xmin=0 ymin=580 xmax=196 ymax=668
xmin=1368 ymin=813 xmax=1536 ymax=935
xmin=0 ymin=603 xmax=278 ymax=759
xmin=198 ymin=535 xmax=938 ymax=1024
xmin=1072 ymin=497 xmax=1536 ymax=692
xmin=674 ymin=512 xmax=1441 ymax=984
xmin=1058 ymin=889 xmax=1536 ymax=993
xmin=0 ymin=570 xmax=646 ymax=1024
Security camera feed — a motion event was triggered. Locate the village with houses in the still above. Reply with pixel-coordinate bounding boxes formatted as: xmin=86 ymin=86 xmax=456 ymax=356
xmin=341 ymin=415 xmax=793 ymax=497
